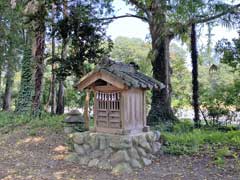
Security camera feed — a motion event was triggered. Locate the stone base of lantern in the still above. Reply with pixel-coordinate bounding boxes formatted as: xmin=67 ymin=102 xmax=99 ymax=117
xmin=65 ymin=131 xmax=161 ymax=174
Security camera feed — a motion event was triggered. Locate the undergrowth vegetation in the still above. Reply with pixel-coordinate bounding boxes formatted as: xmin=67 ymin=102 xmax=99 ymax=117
xmin=155 ymin=120 xmax=240 ymax=165
xmin=1 ymin=111 xmax=239 ymax=166
xmin=0 ymin=111 xmax=64 ymax=134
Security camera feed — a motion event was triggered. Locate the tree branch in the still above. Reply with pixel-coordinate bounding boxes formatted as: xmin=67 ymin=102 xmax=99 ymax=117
xmin=128 ymin=0 xmax=151 ymax=19
xmin=194 ymin=3 xmax=240 ymax=24
xmin=96 ymin=14 xmax=148 ymax=22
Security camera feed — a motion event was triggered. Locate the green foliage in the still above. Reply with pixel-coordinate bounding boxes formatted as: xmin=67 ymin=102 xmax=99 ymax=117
xmin=0 ymin=0 xmax=27 ymax=110
xmin=15 ymin=47 xmax=33 ymax=114
xmin=159 ymin=121 xmax=240 ymax=156
xmin=214 ymin=146 xmax=232 ymax=165
xmin=111 ymin=38 xmax=192 ymax=109
xmin=199 ymin=64 xmax=240 ymax=125
xmin=0 ymin=111 xmax=64 ymax=134
xmin=64 ymin=75 xmax=95 ymax=109
xmin=170 ymin=43 xmax=191 ymax=109
xmin=215 ymin=146 xmax=231 ymax=158
xmin=0 ymin=112 xmax=31 ymax=133
xmin=172 ymin=120 xmax=194 ymax=134
xmin=110 ymin=37 xmax=153 ymax=109
xmin=27 ymin=114 xmax=64 ymax=133
xmin=162 ymin=130 xmax=203 ymax=155
xmin=111 ymin=36 xmax=152 ymax=76
xmin=216 ymin=32 xmax=240 ymax=71
xmin=54 ymin=2 xmax=113 ymax=80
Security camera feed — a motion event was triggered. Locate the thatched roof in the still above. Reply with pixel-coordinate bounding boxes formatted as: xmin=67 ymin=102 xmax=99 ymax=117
xmin=75 ymin=59 xmax=165 ymax=90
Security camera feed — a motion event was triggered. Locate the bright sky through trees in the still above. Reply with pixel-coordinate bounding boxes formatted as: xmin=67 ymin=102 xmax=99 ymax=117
xmin=107 ymin=0 xmax=239 ymax=44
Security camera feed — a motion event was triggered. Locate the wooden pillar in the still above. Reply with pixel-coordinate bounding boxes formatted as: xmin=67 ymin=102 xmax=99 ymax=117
xmin=143 ymin=90 xmax=150 ymax=132
xmin=84 ymin=89 xmax=90 ymax=130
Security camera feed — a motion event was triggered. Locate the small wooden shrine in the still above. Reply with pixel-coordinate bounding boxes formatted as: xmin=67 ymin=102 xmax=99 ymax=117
xmin=75 ymin=59 xmax=164 ymax=134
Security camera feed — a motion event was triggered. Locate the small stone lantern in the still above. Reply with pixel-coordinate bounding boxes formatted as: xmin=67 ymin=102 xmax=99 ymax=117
xmin=64 ymin=109 xmax=85 ymax=133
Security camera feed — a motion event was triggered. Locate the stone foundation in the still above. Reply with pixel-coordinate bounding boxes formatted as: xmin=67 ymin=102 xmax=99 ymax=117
xmin=66 ymin=131 xmax=161 ymax=174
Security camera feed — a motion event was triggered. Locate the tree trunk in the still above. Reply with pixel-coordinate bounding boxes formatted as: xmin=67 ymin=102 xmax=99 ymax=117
xmin=190 ymin=23 xmax=200 ymax=127
xmin=147 ymin=3 xmax=177 ymax=125
xmin=15 ymin=47 xmax=33 ymax=114
xmin=51 ymin=3 xmax=56 ymax=115
xmin=56 ymin=80 xmax=64 ymax=114
xmin=0 ymin=54 xmax=3 ymax=108
xmin=2 ymin=62 xmax=14 ymax=111
xmin=50 ymin=65 xmax=56 ymax=114
xmin=32 ymin=17 xmax=45 ymax=116
xmin=56 ymin=1 xmax=67 ymax=115
xmin=45 ymin=4 xmax=56 ymax=114
xmin=44 ymin=78 xmax=52 ymax=112
xmin=0 ymin=64 xmax=2 ymax=91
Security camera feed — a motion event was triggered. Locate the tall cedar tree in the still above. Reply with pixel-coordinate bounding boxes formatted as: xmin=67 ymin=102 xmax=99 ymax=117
xmin=24 ymin=1 xmax=47 ymax=116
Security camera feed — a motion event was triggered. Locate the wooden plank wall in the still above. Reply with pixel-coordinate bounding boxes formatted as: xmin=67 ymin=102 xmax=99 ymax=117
xmin=121 ymin=88 xmax=145 ymax=133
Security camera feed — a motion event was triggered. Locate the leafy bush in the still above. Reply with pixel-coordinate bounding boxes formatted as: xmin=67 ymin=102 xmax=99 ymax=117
xmin=199 ymin=67 xmax=240 ymax=126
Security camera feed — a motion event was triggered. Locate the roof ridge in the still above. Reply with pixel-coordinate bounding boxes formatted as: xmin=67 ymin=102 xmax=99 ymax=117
xmin=76 ymin=58 xmax=165 ymax=90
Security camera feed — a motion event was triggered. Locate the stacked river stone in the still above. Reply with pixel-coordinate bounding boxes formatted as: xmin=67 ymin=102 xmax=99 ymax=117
xmin=66 ymin=131 xmax=161 ymax=174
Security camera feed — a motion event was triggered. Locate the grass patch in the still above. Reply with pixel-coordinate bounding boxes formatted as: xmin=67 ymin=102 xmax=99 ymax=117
xmin=156 ymin=120 xmax=240 ymax=156
xmin=214 ymin=146 xmax=232 ymax=165
xmin=0 ymin=112 xmax=31 ymax=133
xmin=0 ymin=111 xmax=65 ymax=134
xmin=27 ymin=114 xmax=64 ymax=132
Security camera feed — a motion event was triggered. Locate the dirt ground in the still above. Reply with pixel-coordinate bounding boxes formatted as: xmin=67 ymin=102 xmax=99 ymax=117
xmin=0 ymin=127 xmax=239 ymax=180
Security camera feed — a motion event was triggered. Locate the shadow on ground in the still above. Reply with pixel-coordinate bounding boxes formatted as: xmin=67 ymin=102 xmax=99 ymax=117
xmin=0 ymin=127 xmax=239 ymax=180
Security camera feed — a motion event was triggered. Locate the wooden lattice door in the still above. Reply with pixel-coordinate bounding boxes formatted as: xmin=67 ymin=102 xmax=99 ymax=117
xmin=96 ymin=92 xmax=121 ymax=129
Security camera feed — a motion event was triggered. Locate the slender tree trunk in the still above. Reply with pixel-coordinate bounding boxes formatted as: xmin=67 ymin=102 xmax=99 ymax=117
xmin=51 ymin=45 xmax=56 ymax=114
xmin=2 ymin=22 xmax=15 ymax=111
xmin=147 ymin=2 xmax=177 ymax=125
xmin=3 ymin=61 xmax=14 ymax=111
xmin=51 ymin=67 xmax=56 ymax=114
xmin=45 ymin=4 xmax=57 ymax=114
xmin=51 ymin=3 xmax=56 ymax=115
xmin=45 ymin=26 xmax=56 ymax=112
xmin=45 ymin=80 xmax=52 ymax=112
xmin=56 ymin=80 xmax=64 ymax=114
xmin=32 ymin=16 xmax=46 ymax=116
xmin=191 ymin=23 xmax=200 ymax=127
xmin=56 ymin=0 xmax=67 ymax=115
xmin=0 ymin=63 xmax=2 ymax=90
